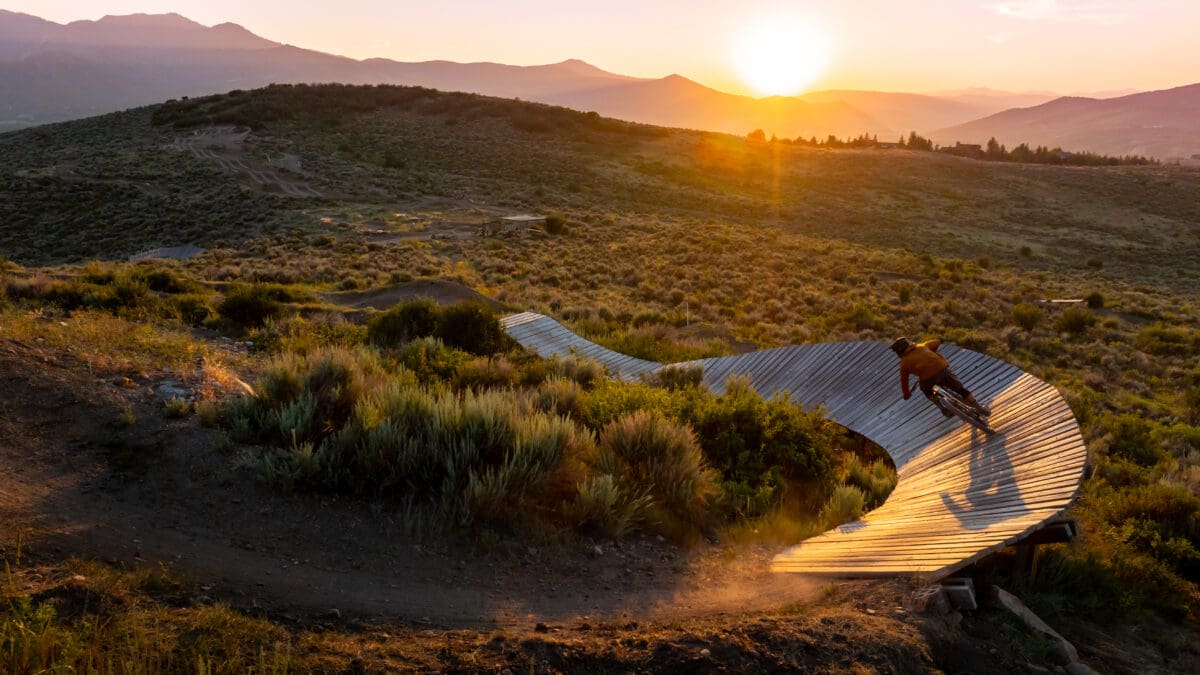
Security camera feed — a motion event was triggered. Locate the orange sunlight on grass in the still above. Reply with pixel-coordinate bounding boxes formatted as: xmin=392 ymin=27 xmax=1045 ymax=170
xmin=732 ymin=16 xmax=831 ymax=97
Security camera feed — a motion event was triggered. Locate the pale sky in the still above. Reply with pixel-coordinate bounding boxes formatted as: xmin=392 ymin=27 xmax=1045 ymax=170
xmin=5 ymin=1 xmax=1198 ymax=95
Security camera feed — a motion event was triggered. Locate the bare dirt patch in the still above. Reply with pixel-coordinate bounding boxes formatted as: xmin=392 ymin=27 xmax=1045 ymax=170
xmin=321 ymin=279 xmax=504 ymax=311
xmin=169 ymin=126 xmax=322 ymax=199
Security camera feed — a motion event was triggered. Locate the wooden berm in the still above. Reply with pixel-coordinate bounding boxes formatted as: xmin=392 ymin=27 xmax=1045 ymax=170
xmin=501 ymin=312 xmax=1087 ymax=580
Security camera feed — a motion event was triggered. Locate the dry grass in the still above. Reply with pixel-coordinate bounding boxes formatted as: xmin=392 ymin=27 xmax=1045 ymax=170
xmin=0 ymin=308 xmax=207 ymax=374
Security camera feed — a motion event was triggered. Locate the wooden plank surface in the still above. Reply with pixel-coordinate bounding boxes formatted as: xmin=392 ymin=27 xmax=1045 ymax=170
xmin=502 ymin=313 xmax=1088 ymax=581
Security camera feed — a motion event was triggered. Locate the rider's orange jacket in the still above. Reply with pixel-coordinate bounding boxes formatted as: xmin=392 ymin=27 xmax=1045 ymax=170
xmin=899 ymin=339 xmax=949 ymax=398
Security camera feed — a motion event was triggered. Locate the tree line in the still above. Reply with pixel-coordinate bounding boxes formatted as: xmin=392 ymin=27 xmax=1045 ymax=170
xmin=746 ymin=128 xmax=1156 ymax=166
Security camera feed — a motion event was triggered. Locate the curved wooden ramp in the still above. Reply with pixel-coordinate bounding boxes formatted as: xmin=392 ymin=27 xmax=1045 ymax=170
xmin=501 ymin=312 xmax=660 ymax=380
xmin=502 ymin=313 xmax=1088 ymax=580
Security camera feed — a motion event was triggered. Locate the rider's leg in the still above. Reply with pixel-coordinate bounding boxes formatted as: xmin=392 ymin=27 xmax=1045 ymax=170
xmin=942 ymin=369 xmax=989 ymax=415
xmin=921 ymin=378 xmax=954 ymax=417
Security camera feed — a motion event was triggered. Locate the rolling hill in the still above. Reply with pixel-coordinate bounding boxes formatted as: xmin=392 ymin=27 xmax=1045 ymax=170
xmin=934 ymin=84 xmax=1200 ymax=159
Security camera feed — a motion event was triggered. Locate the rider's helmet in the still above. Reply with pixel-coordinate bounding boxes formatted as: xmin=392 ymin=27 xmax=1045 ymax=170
xmin=890 ymin=337 xmax=911 ymax=357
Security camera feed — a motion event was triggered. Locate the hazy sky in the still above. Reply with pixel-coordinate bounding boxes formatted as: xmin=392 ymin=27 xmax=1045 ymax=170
xmin=7 ymin=1 xmax=1199 ymax=95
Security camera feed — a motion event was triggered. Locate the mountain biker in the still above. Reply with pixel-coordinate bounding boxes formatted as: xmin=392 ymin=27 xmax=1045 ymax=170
xmin=890 ymin=337 xmax=989 ymax=418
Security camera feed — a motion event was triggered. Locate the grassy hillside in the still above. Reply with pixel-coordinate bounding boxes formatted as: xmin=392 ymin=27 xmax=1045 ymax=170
xmin=0 ymin=109 xmax=288 ymax=263
xmin=6 ymin=84 xmax=1199 ymax=284
xmin=2 ymin=84 xmax=1200 ymax=665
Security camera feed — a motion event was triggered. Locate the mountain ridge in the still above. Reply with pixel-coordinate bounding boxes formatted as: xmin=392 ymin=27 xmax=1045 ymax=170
xmin=2 ymin=10 xmax=1196 ymax=156
xmin=935 ymin=83 xmax=1200 ymax=158
xmin=0 ymin=9 xmax=1014 ymax=137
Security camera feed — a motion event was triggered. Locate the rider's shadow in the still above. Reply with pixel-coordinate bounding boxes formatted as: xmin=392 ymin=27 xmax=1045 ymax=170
xmin=939 ymin=429 xmax=1027 ymax=530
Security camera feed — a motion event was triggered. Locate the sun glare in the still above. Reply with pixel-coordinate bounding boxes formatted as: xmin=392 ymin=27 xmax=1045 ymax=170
xmin=733 ymin=18 xmax=831 ymax=97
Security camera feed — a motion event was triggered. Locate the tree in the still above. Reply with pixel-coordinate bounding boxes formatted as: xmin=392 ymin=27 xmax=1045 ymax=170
xmin=747 ymin=128 xmax=766 ymax=142
xmin=986 ymin=137 xmax=1006 ymax=160
xmin=905 ymin=131 xmax=933 ymax=151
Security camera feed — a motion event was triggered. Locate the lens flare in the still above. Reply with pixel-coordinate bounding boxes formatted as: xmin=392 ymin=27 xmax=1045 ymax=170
xmin=733 ymin=18 xmax=831 ymax=97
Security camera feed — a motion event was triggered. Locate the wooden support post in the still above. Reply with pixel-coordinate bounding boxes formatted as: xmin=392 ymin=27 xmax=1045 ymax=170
xmin=1013 ymin=543 xmax=1034 ymax=584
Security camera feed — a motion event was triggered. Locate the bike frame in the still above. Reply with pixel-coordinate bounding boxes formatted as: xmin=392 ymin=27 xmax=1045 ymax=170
xmin=932 ymin=385 xmax=995 ymax=434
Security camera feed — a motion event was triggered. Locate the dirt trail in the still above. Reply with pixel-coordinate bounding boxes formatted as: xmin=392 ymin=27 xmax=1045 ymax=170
xmin=0 ymin=338 xmax=823 ymax=628
xmin=169 ymin=127 xmax=322 ymax=198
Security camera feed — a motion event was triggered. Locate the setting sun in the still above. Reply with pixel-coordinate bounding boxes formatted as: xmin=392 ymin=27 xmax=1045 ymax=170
xmin=732 ymin=17 xmax=831 ymax=97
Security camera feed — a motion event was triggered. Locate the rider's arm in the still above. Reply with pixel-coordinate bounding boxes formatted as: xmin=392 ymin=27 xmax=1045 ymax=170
xmin=899 ymin=364 xmax=912 ymax=399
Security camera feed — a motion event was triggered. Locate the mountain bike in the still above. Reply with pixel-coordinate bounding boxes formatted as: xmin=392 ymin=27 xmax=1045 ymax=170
xmin=932 ymin=385 xmax=995 ymax=434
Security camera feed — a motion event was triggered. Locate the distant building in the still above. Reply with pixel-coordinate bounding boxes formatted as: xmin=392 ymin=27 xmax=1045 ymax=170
xmin=940 ymin=142 xmax=984 ymax=159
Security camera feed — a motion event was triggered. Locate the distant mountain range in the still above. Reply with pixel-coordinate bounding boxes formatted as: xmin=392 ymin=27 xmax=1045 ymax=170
xmin=934 ymin=84 xmax=1200 ymax=159
xmin=2 ymin=10 xmax=1197 ymax=158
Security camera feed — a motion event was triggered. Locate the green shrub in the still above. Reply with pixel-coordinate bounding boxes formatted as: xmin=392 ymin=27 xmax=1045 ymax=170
xmin=596 ymin=410 xmax=717 ymax=526
xmin=1085 ymin=291 xmax=1105 ymax=309
xmin=544 ymin=213 xmax=569 ymax=235
xmin=328 ymin=384 xmax=593 ymax=525
xmin=592 ymin=325 xmax=726 ymax=363
xmin=453 ymin=356 xmax=518 ymax=390
xmin=534 ymin=377 xmax=584 ymax=418
xmin=169 ymin=293 xmax=213 ymax=326
xmin=1011 ymin=303 xmax=1043 ymax=332
xmin=820 ymin=486 xmax=866 ymax=526
xmin=1101 ymin=414 xmax=1167 ymax=467
xmin=648 ymin=364 xmax=705 ymax=391
xmin=108 ymin=278 xmax=157 ymax=316
xmin=1093 ymin=455 xmax=1153 ymax=488
xmin=35 ymin=276 xmax=158 ymax=318
xmin=250 ymin=314 xmax=368 ymax=354
xmin=367 ymin=297 xmax=440 ymax=347
xmin=196 ymin=400 xmax=225 ymax=427
xmin=162 ymin=398 xmax=192 ymax=418
xmin=1032 ymin=546 xmax=1145 ymax=620
xmin=1186 ymin=386 xmax=1200 ymax=426
xmin=250 ymin=347 xmax=388 ymax=446
xmin=396 ymin=336 xmax=468 ymax=382
xmin=578 ymin=379 xmax=676 ymax=429
xmin=435 ymin=302 xmax=510 ymax=355
xmin=839 ymin=302 xmax=886 ymax=332
xmin=684 ymin=377 xmax=836 ymax=487
xmin=218 ymin=285 xmax=287 ymax=328
xmin=1100 ymin=483 xmax=1200 ymax=545
xmin=842 ymin=455 xmax=897 ymax=509
xmin=562 ymin=474 xmax=651 ymax=537
xmin=1055 ymin=306 xmax=1095 ymax=335
xmin=549 ymin=355 xmax=605 ymax=389
xmin=129 ymin=266 xmax=198 ymax=294
xmin=1136 ymin=324 xmax=1194 ymax=357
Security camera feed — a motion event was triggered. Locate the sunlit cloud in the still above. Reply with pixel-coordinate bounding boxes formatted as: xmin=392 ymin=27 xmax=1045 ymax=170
xmin=985 ymin=33 xmax=1011 ymax=45
xmin=988 ymin=0 xmax=1124 ymax=25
